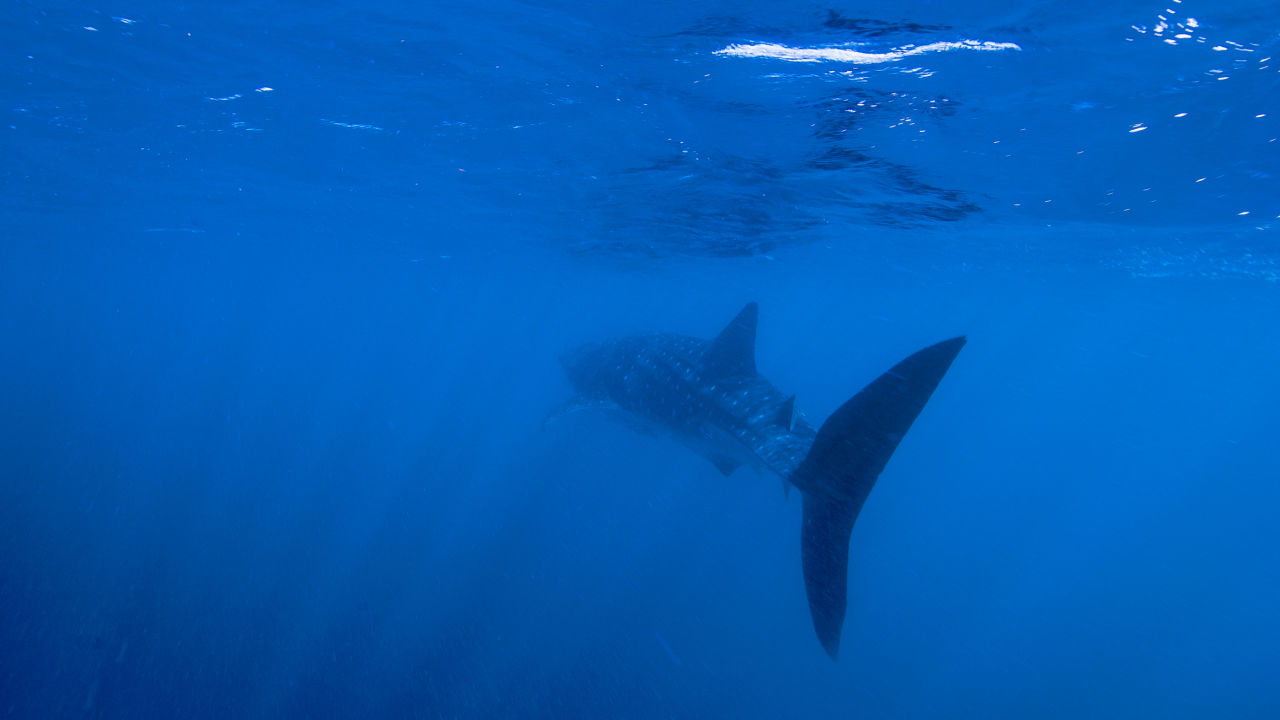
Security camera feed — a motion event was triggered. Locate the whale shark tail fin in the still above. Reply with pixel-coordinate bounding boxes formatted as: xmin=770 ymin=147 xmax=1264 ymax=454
xmin=794 ymin=335 xmax=966 ymax=659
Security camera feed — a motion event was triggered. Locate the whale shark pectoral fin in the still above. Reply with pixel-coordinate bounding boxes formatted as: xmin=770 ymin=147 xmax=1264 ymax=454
xmin=708 ymin=455 xmax=742 ymax=477
xmin=542 ymin=395 xmax=619 ymax=430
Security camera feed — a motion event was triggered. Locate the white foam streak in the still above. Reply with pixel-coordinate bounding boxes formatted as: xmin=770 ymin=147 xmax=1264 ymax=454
xmin=714 ymin=40 xmax=1020 ymax=64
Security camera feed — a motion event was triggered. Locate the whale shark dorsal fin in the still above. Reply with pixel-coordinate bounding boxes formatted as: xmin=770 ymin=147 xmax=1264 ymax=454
xmin=777 ymin=395 xmax=795 ymax=431
xmin=705 ymin=302 xmax=758 ymax=379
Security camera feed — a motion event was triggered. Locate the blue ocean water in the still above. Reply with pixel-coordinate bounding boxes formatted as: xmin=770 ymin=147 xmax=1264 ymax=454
xmin=2 ymin=0 xmax=1278 ymax=717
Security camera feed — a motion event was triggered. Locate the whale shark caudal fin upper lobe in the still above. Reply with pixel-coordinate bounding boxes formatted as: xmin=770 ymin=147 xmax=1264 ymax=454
xmin=794 ymin=335 xmax=966 ymax=659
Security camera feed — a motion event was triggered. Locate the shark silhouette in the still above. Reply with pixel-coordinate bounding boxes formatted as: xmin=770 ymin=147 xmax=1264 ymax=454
xmin=557 ymin=303 xmax=965 ymax=659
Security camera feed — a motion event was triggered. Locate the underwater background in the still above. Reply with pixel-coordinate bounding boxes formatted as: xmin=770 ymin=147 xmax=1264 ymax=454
xmin=2 ymin=0 xmax=1278 ymax=717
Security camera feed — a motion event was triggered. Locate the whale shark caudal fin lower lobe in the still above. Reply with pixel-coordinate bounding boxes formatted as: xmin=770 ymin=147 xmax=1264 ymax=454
xmin=794 ymin=335 xmax=966 ymax=659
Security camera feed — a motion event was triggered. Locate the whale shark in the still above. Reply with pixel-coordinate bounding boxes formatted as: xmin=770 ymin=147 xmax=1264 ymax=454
xmin=557 ymin=303 xmax=965 ymax=659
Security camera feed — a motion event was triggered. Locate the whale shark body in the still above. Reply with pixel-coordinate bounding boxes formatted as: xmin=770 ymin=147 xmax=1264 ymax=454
xmin=558 ymin=303 xmax=965 ymax=659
